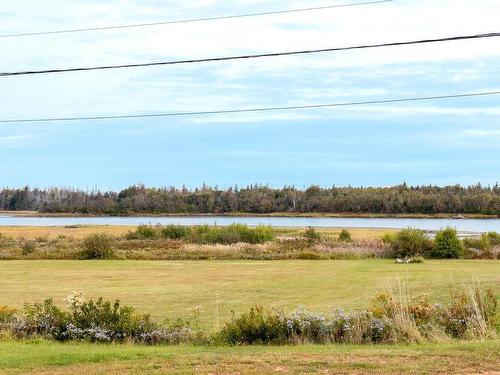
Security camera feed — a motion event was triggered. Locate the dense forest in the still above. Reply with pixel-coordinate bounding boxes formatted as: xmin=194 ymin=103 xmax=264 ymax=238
xmin=0 ymin=183 xmax=499 ymax=215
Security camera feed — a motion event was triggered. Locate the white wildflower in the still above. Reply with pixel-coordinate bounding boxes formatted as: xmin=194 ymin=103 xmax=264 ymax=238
xmin=64 ymin=291 xmax=85 ymax=309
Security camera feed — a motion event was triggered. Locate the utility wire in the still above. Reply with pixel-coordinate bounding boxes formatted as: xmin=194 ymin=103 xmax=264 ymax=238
xmin=0 ymin=0 xmax=392 ymax=39
xmin=1 ymin=32 xmax=499 ymax=78
xmin=1 ymin=91 xmax=498 ymax=123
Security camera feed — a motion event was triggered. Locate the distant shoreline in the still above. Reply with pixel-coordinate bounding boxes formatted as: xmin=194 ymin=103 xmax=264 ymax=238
xmin=1 ymin=211 xmax=498 ymax=219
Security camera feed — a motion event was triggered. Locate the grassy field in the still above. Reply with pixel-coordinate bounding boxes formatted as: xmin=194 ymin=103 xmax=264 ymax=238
xmin=1 ymin=259 xmax=498 ymax=328
xmin=0 ymin=340 xmax=498 ymax=374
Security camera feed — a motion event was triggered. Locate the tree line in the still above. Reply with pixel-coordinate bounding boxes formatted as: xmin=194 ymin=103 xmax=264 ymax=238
xmin=0 ymin=183 xmax=499 ymax=215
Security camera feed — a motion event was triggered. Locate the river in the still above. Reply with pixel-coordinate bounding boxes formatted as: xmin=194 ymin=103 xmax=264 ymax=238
xmin=0 ymin=215 xmax=499 ymax=233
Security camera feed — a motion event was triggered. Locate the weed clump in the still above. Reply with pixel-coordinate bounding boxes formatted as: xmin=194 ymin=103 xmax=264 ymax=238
xmin=126 ymin=225 xmax=158 ymax=240
xmin=160 ymin=225 xmax=191 ymax=240
xmin=383 ymin=228 xmax=432 ymax=258
xmin=338 ymin=229 xmax=352 ymax=242
xmin=304 ymin=227 xmax=321 ymax=244
xmin=80 ymin=233 xmax=115 ymax=259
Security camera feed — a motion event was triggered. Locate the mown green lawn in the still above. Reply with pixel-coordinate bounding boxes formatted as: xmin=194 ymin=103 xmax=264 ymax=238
xmin=0 ymin=259 xmax=498 ymax=328
xmin=0 ymin=340 xmax=499 ymax=374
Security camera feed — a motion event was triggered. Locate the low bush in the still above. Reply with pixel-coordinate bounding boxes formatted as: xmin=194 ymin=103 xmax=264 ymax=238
xmin=431 ymin=227 xmax=464 ymax=259
xmin=485 ymin=231 xmax=500 ymax=245
xmin=463 ymin=234 xmax=495 ymax=259
xmin=463 ymin=235 xmax=491 ymax=252
xmin=304 ymin=227 xmax=321 ymax=244
xmin=3 ymin=292 xmax=201 ymax=344
xmin=384 ymin=228 xmax=432 ymax=258
xmin=217 ymin=306 xmax=288 ymax=345
xmin=338 ymin=229 xmax=352 ymax=242
xmin=126 ymin=225 xmax=158 ymax=240
xmin=160 ymin=225 xmax=191 ymax=240
xmin=80 ymin=233 xmax=115 ymax=259
xmin=189 ymin=224 xmax=275 ymax=245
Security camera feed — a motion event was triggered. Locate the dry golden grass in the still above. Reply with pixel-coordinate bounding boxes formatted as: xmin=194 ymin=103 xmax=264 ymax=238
xmin=0 ymin=225 xmax=393 ymax=241
xmin=0 ymin=225 xmax=133 ymax=240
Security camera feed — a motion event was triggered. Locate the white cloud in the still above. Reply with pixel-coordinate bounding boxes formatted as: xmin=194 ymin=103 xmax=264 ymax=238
xmin=0 ymin=134 xmax=30 ymax=144
xmin=463 ymin=129 xmax=500 ymax=137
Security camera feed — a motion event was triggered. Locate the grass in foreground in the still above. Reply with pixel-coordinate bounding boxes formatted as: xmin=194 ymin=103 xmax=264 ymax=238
xmin=1 ymin=260 xmax=498 ymax=327
xmin=0 ymin=340 xmax=499 ymax=374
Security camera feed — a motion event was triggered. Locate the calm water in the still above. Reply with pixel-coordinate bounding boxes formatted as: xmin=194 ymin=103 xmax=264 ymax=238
xmin=0 ymin=215 xmax=499 ymax=233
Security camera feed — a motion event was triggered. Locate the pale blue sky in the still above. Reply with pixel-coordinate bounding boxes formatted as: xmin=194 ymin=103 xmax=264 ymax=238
xmin=0 ymin=0 xmax=499 ymax=189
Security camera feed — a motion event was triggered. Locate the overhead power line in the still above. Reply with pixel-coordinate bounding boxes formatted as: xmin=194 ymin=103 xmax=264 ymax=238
xmin=1 ymin=32 xmax=499 ymax=78
xmin=1 ymin=91 xmax=498 ymax=123
xmin=0 ymin=0 xmax=392 ymax=39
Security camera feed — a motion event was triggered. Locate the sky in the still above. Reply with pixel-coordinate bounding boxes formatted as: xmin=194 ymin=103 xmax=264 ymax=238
xmin=0 ymin=0 xmax=499 ymax=190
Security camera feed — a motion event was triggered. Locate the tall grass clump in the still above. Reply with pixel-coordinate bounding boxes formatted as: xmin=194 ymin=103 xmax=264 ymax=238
xmin=304 ymin=227 xmax=321 ymax=244
xmin=126 ymin=225 xmax=158 ymax=240
xmin=217 ymin=306 xmax=288 ymax=345
xmin=485 ymin=231 xmax=500 ymax=245
xmin=431 ymin=227 xmax=464 ymax=258
xmin=338 ymin=229 xmax=352 ymax=242
xmin=80 ymin=233 xmax=115 ymax=259
xmin=383 ymin=228 xmax=432 ymax=258
xmin=189 ymin=224 xmax=275 ymax=245
xmin=160 ymin=225 xmax=191 ymax=239
xmin=463 ymin=233 xmax=498 ymax=259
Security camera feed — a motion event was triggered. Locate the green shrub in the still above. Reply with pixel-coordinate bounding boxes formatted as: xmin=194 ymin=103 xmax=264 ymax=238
xmin=463 ymin=235 xmax=491 ymax=252
xmin=21 ymin=299 xmax=69 ymax=339
xmin=69 ymin=297 xmax=155 ymax=339
xmin=381 ymin=232 xmax=396 ymax=245
xmin=338 ymin=229 xmax=352 ymax=242
xmin=485 ymin=231 xmax=500 ymax=245
xmin=127 ymin=225 xmax=158 ymax=240
xmin=80 ymin=233 xmax=115 ymax=259
xmin=463 ymin=234 xmax=494 ymax=258
xmin=385 ymin=228 xmax=432 ymax=258
xmin=160 ymin=225 xmax=191 ymax=239
xmin=431 ymin=227 xmax=464 ymax=259
xmin=217 ymin=306 xmax=288 ymax=345
xmin=11 ymin=293 xmax=197 ymax=344
xmin=190 ymin=224 xmax=275 ymax=245
xmin=304 ymin=227 xmax=321 ymax=244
